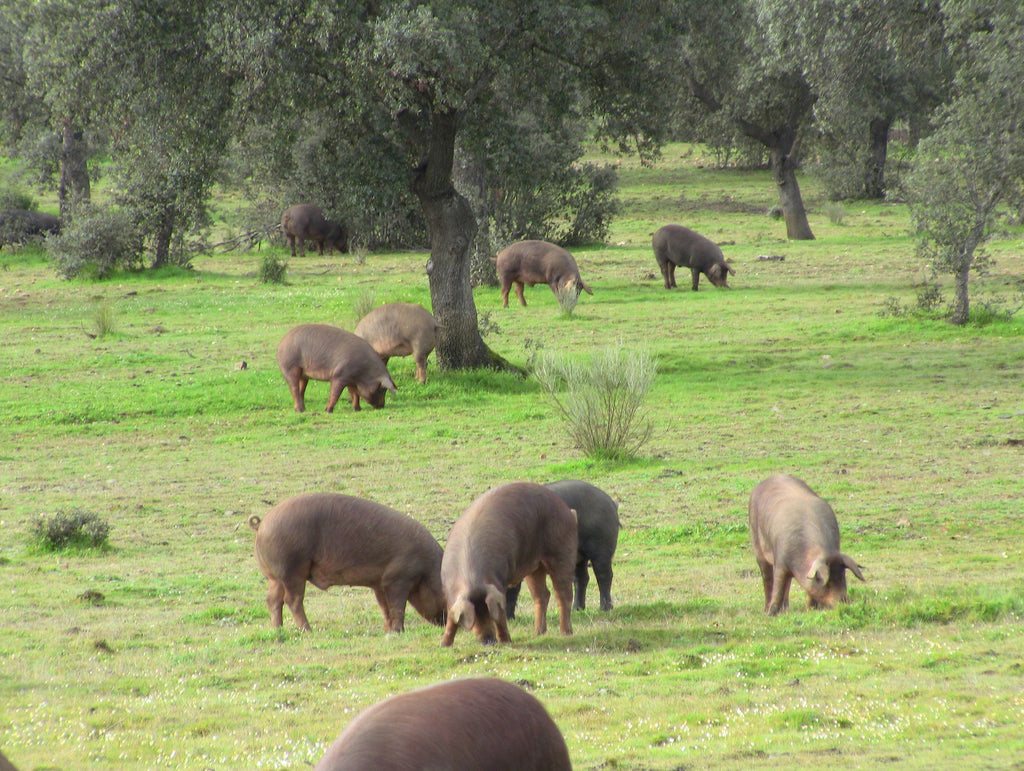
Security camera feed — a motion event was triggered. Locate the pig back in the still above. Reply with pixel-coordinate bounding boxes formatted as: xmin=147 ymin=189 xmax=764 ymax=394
xmin=545 ymin=479 xmax=619 ymax=549
xmin=354 ymin=303 xmax=436 ymax=355
xmin=749 ymin=475 xmax=841 ymax=561
xmin=277 ymin=324 xmax=383 ymax=378
xmin=256 ymin=493 xmax=441 ymax=583
xmin=314 ymin=678 xmax=572 ymax=771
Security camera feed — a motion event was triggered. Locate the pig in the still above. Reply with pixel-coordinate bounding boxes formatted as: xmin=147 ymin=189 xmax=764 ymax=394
xmin=652 ymin=224 xmax=735 ymax=291
xmin=0 ymin=209 xmax=61 ymax=247
xmin=249 ymin=493 xmax=446 ymax=632
xmin=440 ymin=482 xmax=577 ymax=647
xmin=353 ymin=303 xmax=438 ymax=384
xmin=281 ymin=204 xmax=348 ymax=257
xmin=313 ymin=678 xmax=572 ymax=771
xmin=493 ymin=240 xmax=593 ymax=307
xmin=748 ymin=474 xmax=866 ymax=616
xmin=276 ymin=323 xmax=397 ymax=412
xmin=507 ymin=480 xmax=620 ymax=618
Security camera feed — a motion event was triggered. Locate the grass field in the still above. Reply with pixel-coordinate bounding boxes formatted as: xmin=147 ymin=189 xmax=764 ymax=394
xmin=1 ymin=145 xmax=1023 ymax=770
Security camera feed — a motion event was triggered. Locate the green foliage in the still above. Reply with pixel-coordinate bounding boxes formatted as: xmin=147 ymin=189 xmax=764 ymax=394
xmin=351 ymin=290 xmax=378 ymax=324
xmin=824 ymin=201 xmax=846 ymax=225
xmin=256 ymin=254 xmax=287 ymax=284
xmin=47 ymin=205 xmax=145 ymax=279
xmin=91 ymin=302 xmax=117 ymax=337
xmin=31 ymin=509 xmax=110 ymax=551
xmin=533 ymin=343 xmax=656 ymax=460
xmin=0 ymin=189 xmax=35 ymax=210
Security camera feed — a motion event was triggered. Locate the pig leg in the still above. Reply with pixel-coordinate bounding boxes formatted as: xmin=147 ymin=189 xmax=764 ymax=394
xmin=505 ymin=583 xmax=522 ymax=620
xmin=690 ymin=266 xmax=701 ymax=291
xmin=372 ymin=585 xmax=408 ymax=633
xmin=513 ymin=282 xmax=528 ymax=306
xmin=500 ymin=278 xmax=513 ymax=307
xmin=287 ymin=234 xmax=297 ymax=257
xmin=279 ymin=576 xmax=312 ymax=631
xmin=767 ymin=567 xmax=792 ymax=616
xmin=524 ymin=571 xmax=550 ymax=636
xmin=282 ymin=368 xmax=307 ymax=412
xmin=573 ymin=557 xmax=590 ymax=611
xmin=440 ymin=615 xmax=459 ymax=647
xmin=550 ymin=570 xmax=575 ymax=636
xmin=658 ymin=258 xmax=675 ymax=289
xmin=346 ymin=386 xmax=361 ymax=412
xmin=265 ymin=579 xmax=286 ymax=627
xmin=413 ymin=354 xmax=427 ymax=384
xmin=324 ymin=380 xmax=345 ymax=412
xmin=593 ymin=557 xmax=614 ymax=612
xmin=756 ymin=557 xmax=774 ymax=612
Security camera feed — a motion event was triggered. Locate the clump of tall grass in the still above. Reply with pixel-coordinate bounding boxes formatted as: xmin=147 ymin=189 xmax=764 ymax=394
xmin=31 ymin=509 xmax=110 ymax=551
xmin=351 ymin=290 xmax=378 ymax=323
xmin=91 ymin=303 xmax=117 ymax=338
xmin=533 ymin=343 xmax=656 ymax=460
xmin=257 ymin=254 xmax=288 ymax=284
xmin=825 ymin=201 xmax=846 ymax=225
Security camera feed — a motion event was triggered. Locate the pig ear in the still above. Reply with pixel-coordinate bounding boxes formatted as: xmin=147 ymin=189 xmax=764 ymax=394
xmin=726 ymin=262 xmax=736 ymax=276
xmin=380 ymin=375 xmax=397 ymax=394
xmin=451 ymin=595 xmax=476 ymax=630
xmin=569 ymin=507 xmax=578 ymax=523
xmin=806 ymin=558 xmax=829 ymax=586
xmin=579 ymin=279 xmax=594 ymax=295
xmin=842 ymin=554 xmax=866 ymax=582
xmin=484 ymin=586 xmax=506 ymax=620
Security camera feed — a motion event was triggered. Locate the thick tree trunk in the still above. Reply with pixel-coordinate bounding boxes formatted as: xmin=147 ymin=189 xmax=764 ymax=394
xmin=951 ymin=259 xmax=970 ymax=325
xmin=770 ymin=146 xmax=814 ymax=240
xmin=453 ymin=147 xmax=498 ymax=288
xmin=412 ymin=110 xmax=516 ymax=372
xmin=151 ymin=211 xmax=174 ymax=269
xmin=58 ymin=121 xmax=90 ymax=219
xmin=864 ymin=117 xmax=891 ymax=200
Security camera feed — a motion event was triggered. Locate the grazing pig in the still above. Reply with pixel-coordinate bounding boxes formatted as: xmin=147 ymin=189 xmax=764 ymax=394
xmin=276 ymin=323 xmax=397 ymax=412
xmin=313 ymin=678 xmax=572 ymax=771
xmin=249 ymin=493 xmax=446 ymax=632
xmin=354 ymin=303 xmax=438 ymax=384
xmin=493 ymin=239 xmax=593 ymax=307
xmin=440 ymin=482 xmax=577 ymax=647
xmin=748 ymin=474 xmax=866 ymax=615
xmin=507 ymin=480 xmax=620 ymax=618
xmin=281 ymin=204 xmax=348 ymax=257
xmin=0 ymin=209 xmax=61 ymax=247
xmin=652 ymin=224 xmax=735 ymax=291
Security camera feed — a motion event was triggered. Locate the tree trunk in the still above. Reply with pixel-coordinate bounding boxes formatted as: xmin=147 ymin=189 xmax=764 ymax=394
xmin=864 ymin=117 xmax=890 ymax=199
xmin=453 ymin=145 xmax=498 ymax=287
xmin=58 ymin=121 xmax=91 ymax=219
xmin=770 ymin=146 xmax=814 ymax=240
xmin=151 ymin=209 xmax=174 ymax=269
xmin=950 ymin=257 xmax=970 ymax=325
xmin=412 ymin=109 xmax=515 ymax=371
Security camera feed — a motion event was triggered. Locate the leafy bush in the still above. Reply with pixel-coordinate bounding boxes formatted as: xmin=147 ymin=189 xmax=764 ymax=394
xmin=825 ymin=201 xmax=847 ymax=225
xmin=533 ymin=344 xmax=656 ymax=460
xmin=31 ymin=509 xmax=110 ymax=551
xmin=0 ymin=190 xmax=36 ymax=211
xmin=47 ymin=205 xmax=145 ymax=279
xmin=257 ymin=254 xmax=288 ymax=284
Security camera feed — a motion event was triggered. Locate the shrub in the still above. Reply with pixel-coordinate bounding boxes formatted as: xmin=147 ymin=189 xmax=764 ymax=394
xmin=257 ymin=254 xmax=288 ymax=284
xmin=0 ymin=190 xmax=36 ymax=211
xmin=91 ymin=303 xmax=117 ymax=338
xmin=47 ymin=205 xmax=145 ymax=279
xmin=31 ymin=509 xmax=110 ymax=551
xmin=351 ymin=290 xmax=378 ymax=323
xmin=533 ymin=344 xmax=656 ymax=460
xmin=825 ymin=201 xmax=847 ymax=225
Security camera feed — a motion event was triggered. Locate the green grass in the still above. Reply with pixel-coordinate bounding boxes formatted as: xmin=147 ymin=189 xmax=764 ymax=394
xmin=2 ymin=143 xmax=1023 ymax=769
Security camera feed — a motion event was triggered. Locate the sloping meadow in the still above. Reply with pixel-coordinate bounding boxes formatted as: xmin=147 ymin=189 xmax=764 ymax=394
xmin=1 ymin=146 xmax=1023 ymax=769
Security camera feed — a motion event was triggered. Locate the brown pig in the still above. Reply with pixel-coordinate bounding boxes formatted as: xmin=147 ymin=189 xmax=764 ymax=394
xmin=652 ymin=224 xmax=735 ymax=291
xmin=748 ymin=474 xmax=866 ymax=615
xmin=249 ymin=493 xmax=446 ymax=632
xmin=281 ymin=204 xmax=348 ymax=257
xmin=440 ymin=482 xmax=577 ymax=647
xmin=353 ymin=303 xmax=438 ymax=384
xmin=493 ymin=240 xmax=593 ymax=307
xmin=276 ymin=323 xmax=397 ymax=412
xmin=313 ymin=678 xmax=573 ymax=771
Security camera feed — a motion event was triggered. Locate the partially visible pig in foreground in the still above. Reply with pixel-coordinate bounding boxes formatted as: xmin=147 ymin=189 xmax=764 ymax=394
xmin=507 ymin=479 xmax=620 ymax=618
xmin=276 ymin=323 xmax=397 ymax=412
xmin=440 ymin=482 xmax=577 ymax=647
xmin=354 ymin=303 xmax=438 ymax=384
xmin=493 ymin=240 xmax=593 ymax=307
xmin=0 ymin=209 xmax=61 ymax=247
xmin=748 ymin=474 xmax=866 ymax=615
xmin=314 ymin=678 xmax=573 ymax=771
xmin=249 ymin=493 xmax=446 ymax=632
xmin=281 ymin=204 xmax=348 ymax=257
xmin=652 ymin=224 xmax=735 ymax=291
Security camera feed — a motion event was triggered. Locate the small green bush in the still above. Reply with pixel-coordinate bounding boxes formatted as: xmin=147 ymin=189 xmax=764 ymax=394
xmin=31 ymin=509 xmax=110 ymax=551
xmin=91 ymin=303 xmax=117 ymax=338
xmin=47 ymin=205 xmax=145 ymax=279
xmin=0 ymin=190 xmax=36 ymax=211
xmin=533 ymin=343 xmax=656 ymax=460
xmin=257 ymin=254 xmax=288 ymax=284
xmin=351 ymin=290 xmax=378 ymax=323
xmin=825 ymin=201 xmax=847 ymax=225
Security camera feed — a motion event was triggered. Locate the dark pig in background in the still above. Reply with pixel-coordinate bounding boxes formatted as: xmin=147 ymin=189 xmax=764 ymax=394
xmin=281 ymin=204 xmax=348 ymax=256
xmin=313 ymin=678 xmax=573 ymax=771
xmin=748 ymin=474 xmax=865 ymax=615
xmin=493 ymin=240 xmax=593 ymax=307
xmin=652 ymin=224 xmax=735 ymax=291
xmin=276 ymin=323 xmax=397 ymax=412
xmin=249 ymin=493 xmax=446 ymax=632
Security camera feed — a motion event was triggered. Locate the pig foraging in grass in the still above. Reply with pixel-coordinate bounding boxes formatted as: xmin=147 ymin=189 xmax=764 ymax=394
xmin=313 ymin=677 xmax=573 ymax=771
xmin=748 ymin=474 xmax=866 ymax=615
xmin=276 ymin=324 xmax=397 ymax=412
xmin=507 ymin=480 xmax=620 ymax=618
xmin=281 ymin=204 xmax=348 ymax=257
xmin=652 ymin=224 xmax=735 ymax=291
xmin=354 ymin=303 xmax=438 ymax=384
xmin=440 ymin=482 xmax=578 ymax=647
xmin=249 ymin=493 xmax=446 ymax=632
xmin=493 ymin=240 xmax=593 ymax=307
